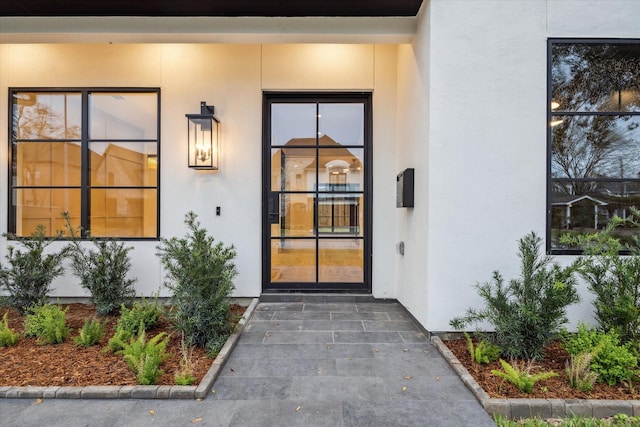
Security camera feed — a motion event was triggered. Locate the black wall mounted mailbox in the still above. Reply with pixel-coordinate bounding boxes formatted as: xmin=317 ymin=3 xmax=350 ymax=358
xmin=396 ymin=168 xmax=414 ymax=208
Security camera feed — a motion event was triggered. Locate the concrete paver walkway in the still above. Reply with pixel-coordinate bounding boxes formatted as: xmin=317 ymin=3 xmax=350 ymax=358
xmin=0 ymin=301 xmax=495 ymax=426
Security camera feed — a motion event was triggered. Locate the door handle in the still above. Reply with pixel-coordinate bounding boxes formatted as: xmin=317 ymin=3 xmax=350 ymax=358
xmin=268 ymin=192 xmax=279 ymax=224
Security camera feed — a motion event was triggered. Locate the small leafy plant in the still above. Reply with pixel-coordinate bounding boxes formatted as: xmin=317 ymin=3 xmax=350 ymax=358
xmin=157 ymin=211 xmax=237 ymax=348
xmin=491 ymin=359 xmax=558 ymax=393
xmin=561 ymin=212 xmax=640 ymax=347
xmin=563 ymin=323 xmax=637 ymax=386
xmin=0 ymin=312 xmax=19 ymax=347
xmin=0 ymin=226 xmax=68 ymax=312
xmin=118 ymin=321 xmax=170 ymax=385
xmin=106 ymin=297 xmax=164 ymax=353
xmin=464 ymin=332 xmax=501 ymax=365
xmin=107 ymin=328 xmax=133 ymax=354
xmin=63 ymin=213 xmax=136 ymax=316
xmin=73 ymin=318 xmax=107 ymax=347
xmin=116 ymin=296 xmax=163 ymax=336
xmin=494 ymin=414 xmax=640 ymax=426
xmin=450 ymin=232 xmax=579 ymax=360
xmin=206 ymin=335 xmax=228 ymax=359
xmin=23 ymin=304 xmax=71 ymax=345
xmin=565 ymin=350 xmax=599 ymax=393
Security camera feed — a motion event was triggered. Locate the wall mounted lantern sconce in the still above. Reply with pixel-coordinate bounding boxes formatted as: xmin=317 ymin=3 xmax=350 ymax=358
xmin=186 ymin=101 xmax=220 ymax=170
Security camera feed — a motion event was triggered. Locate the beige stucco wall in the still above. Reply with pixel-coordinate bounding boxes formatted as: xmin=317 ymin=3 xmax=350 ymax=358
xmin=0 ymin=43 xmax=400 ymax=299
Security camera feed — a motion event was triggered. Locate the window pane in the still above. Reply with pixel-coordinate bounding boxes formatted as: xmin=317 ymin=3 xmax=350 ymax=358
xmin=15 ymin=141 xmax=82 ymax=186
xmin=271 ymin=103 xmax=316 ymax=146
xmin=90 ymin=189 xmax=157 ymax=237
xmin=89 ymin=92 xmax=158 ymax=140
xmin=270 ymin=239 xmax=316 ymax=282
xmin=552 ymin=43 xmax=640 ymax=113
xmin=90 ymin=142 xmax=157 ymax=187
xmin=551 ymin=115 xmax=640 ymax=179
xmin=14 ymin=188 xmax=81 ymax=236
xmin=319 ymin=239 xmax=364 ymax=283
xmin=318 ymin=148 xmax=364 ymax=191
xmin=271 ymin=148 xmax=316 ymax=191
xmin=12 ymin=92 xmax=82 ymax=140
xmin=271 ymin=193 xmax=315 ymax=238
xmin=318 ymin=103 xmax=364 ymax=146
xmin=317 ymin=194 xmax=363 ymax=237
xmin=550 ymin=188 xmax=640 ymax=250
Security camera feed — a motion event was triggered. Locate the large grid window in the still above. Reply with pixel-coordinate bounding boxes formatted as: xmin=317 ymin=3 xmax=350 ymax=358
xmin=9 ymin=89 xmax=160 ymax=238
xmin=548 ymin=40 xmax=640 ymax=252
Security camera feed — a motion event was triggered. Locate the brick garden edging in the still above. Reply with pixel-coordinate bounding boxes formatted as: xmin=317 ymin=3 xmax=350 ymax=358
xmin=0 ymin=298 xmax=259 ymax=400
xmin=431 ymin=336 xmax=640 ymax=420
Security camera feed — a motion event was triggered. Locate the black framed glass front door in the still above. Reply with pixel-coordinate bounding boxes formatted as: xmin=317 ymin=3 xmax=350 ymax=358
xmin=262 ymin=92 xmax=372 ymax=292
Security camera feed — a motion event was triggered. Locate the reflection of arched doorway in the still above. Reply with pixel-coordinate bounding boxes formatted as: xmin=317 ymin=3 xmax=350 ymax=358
xmin=262 ymin=92 xmax=371 ymax=292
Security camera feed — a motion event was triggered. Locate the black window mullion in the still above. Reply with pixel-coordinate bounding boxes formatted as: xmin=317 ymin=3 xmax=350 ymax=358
xmin=81 ymin=91 xmax=90 ymax=236
xmin=315 ymin=102 xmax=320 ymax=284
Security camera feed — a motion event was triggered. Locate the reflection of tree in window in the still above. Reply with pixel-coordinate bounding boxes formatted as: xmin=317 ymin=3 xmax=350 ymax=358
xmin=551 ymin=44 xmax=640 ymax=194
xmin=549 ymin=41 xmax=640 ymax=250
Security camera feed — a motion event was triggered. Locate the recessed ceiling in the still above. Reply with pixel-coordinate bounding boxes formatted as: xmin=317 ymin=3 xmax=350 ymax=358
xmin=0 ymin=0 xmax=424 ymax=17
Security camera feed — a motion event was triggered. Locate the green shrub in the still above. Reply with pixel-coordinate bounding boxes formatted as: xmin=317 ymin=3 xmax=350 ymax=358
xmin=157 ymin=211 xmax=237 ymax=348
xmin=491 ymin=359 xmax=558 ymax=393
xmin=119 ymin=321 xmax=170 ymax=385
xmin=0 ymin=312 xmax=19 ymax=347
xmin=116 ymin=297 xmax=163 ymax=336
xmin=24 ymin=304 xmax=71 ymax=344
xmin=63 ymin=213 xmax=136 ymax=316
xmin=464 ymin=332 xmax=501 ymax=364
xmin=73 ymin=318 xmax=107 ymax=347
xmin=564 ymin=323 xmax=637 ymax=386
xmin=561 ymin=212 xmax=640 ymax=347
xmin=105 ymin=297 xmax=163 ymax=353
xmin=206 ymin=335 xmax=228 ymax=359
xmin=174 ymin=372 xmax=197 ymax=386
xmin=107 ymin=328 xmax=133 ymax=353
xmin=0 ymin=226 xmax=68 ymax=313
xmin=450 ymin=232 xmax=579 ymax=360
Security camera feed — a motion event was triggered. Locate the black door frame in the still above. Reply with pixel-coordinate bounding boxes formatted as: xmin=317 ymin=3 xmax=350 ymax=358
xmin=261 ymin=91 xmax=373 ymax=292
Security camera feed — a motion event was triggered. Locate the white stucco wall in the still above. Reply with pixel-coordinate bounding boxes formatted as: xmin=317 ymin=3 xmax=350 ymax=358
xmin=0 ymin=43 xmax=399 ymax=299
xmin=412 ymin=0 xmax=640 ymax=332
xmin=396 ymin=4 xmax=430 ymax=325
xmin=3 ymin=0 xmax=640 ymax=333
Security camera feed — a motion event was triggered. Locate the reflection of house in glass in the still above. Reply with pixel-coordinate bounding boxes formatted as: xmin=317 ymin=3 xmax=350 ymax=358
xmin=551 ymin=193 xmax=608 ymax=230
xmin=551 ymin=181 xmax=640 ymax=231
xmin=90 ymin=143 xmax=157 ymax=237
xmin=271 ymin=134 xmax=363 ymax=237
xmin=16 ymin=141 xmax=156 ymax=236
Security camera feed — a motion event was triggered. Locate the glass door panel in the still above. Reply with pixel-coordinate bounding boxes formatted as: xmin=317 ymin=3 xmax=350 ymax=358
xmin=316 ymin=194 xmax=363 ymax=236
xmin=271 ymin=239 xmax=316 ymax=283
xmin=270 ymin=193 xmax=315 ymax=238
xmin=318 ymin=104 xmax=365 ymax=146
xmin=271 ymin=148 xmax=317 ymax=192
xmin=271 ymin=104 xmax=317 ymax=146
xmin=264 ymin=94 xmax=370 ymax=291
xmin=318 ymin=239 xmax=364 ymax=283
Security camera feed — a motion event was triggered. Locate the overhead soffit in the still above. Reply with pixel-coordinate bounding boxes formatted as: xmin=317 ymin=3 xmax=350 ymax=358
xmin=0 ymin=0 xmax=424 ymax=17
xmin=0 ymin=1 xmax=424 ymax=43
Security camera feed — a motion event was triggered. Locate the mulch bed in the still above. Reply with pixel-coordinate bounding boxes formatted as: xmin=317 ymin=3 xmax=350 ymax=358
xmin=0 ymin=303 xmax=245 ymax=387
xmin=443 ymin=338 xmax=640 ymax=400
